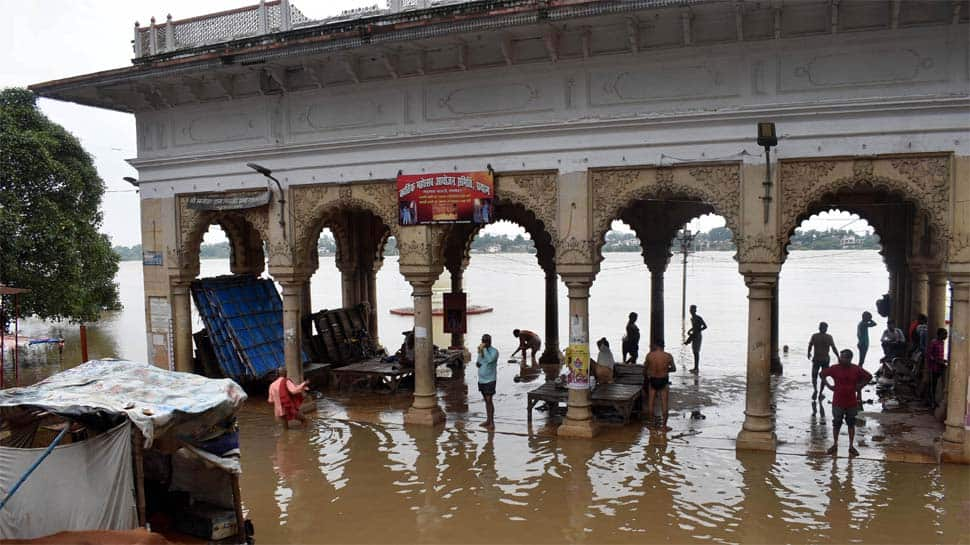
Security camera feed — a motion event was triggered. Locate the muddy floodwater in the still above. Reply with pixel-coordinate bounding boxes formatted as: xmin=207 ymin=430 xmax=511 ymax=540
xmin=7 ymin=251 xmax=970 ymax=543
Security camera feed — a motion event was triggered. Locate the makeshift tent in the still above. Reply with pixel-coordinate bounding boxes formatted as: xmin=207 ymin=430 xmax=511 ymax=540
xmin=0 ymin=360 xmax=249 ymax=541
xmin=192 ymin=275 xmax=306 ymax=381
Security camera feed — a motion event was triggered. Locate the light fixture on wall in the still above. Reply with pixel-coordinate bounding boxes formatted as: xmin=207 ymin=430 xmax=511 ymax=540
xmin=246 ymin=162 xmax=286 ymax=239
xmin=757 ymin=122 xmax=777 ymax=224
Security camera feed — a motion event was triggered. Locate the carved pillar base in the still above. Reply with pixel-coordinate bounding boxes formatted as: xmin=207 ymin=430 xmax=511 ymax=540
xmin=404 ymin=405 xmax=446 ymax=427
xmin=557 ymin=388 xmax=600 ymax=438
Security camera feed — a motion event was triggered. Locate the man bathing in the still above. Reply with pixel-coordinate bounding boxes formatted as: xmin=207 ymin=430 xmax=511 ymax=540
xmin=644 ymin=340 xmax=675 ymax=431
xmin=511 ymin=329 xmax=542 ymax=366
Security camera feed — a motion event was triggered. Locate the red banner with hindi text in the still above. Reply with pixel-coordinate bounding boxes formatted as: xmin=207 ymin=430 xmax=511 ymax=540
xmin=397 ymin=171 xmax=495 ymax=225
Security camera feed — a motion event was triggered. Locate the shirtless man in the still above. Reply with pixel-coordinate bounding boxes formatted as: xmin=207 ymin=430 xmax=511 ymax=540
xmin=644 ymin=340 xmax=676 ymax=431
xmin=511 ymin=329 xmax=542 ymax=366
xmin=807 ymin=321 xmax=839 ymax=401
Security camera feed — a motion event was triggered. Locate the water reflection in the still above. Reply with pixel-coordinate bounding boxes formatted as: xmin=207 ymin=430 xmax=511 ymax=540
xmin=238 ymin=398 xmax=968 ymax=544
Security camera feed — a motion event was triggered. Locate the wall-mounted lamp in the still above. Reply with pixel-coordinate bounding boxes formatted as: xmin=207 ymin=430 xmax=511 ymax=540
xmin=757 ymin=122 xmax=777 ymax=224
xmin=246 ymin=162 xmax=286 ymax=239
xmin=122 ymin=176 xmax=139 ymax=187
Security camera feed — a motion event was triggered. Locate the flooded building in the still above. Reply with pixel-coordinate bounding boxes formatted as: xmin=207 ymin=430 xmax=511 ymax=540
xmin=31 ymin=0 xmax=970 ymax=462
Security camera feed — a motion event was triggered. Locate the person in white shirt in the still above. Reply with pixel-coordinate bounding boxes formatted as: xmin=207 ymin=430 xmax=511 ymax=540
xmin=880 ymin=319 xmax=905 ymax=360
xmin=593 ymin=337 xmax=616 ymax=384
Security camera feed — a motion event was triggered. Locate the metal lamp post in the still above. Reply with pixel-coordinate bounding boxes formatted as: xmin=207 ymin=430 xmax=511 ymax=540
xmin=757 ymin=122 xmax=778 ymax=224
xmin=246 ymin=163 xmax=286 ymax=239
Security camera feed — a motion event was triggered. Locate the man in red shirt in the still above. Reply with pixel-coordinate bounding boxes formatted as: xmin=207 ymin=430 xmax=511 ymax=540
xmin=820 ymin=349 xmax=872 ymax=457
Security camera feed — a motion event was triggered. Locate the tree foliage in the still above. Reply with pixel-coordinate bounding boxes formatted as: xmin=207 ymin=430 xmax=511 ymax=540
xmin=0 ymin=88 xmax=120 ymax=323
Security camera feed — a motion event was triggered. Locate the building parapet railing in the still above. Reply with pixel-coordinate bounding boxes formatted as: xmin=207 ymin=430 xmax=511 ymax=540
xmin=133 ymin=0 xmax=311 ymax=58
xmin=132 ymin=0 xmax=477 ymax=59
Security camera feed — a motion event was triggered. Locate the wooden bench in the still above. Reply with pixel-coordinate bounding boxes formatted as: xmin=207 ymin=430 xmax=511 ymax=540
xmin=330 ymin=360 xmax=414 ymax=393
xmin=527 ymin=382 xmax=643 ymax=424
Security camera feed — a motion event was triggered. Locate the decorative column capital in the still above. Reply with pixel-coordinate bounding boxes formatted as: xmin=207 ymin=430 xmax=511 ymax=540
xmin=402 ymin=267 xmax=442 ymax=296
xmin=642 ymin=246 xmax=672 ymax=274
xmin=743 ymin=270 xmax=779 ymax=296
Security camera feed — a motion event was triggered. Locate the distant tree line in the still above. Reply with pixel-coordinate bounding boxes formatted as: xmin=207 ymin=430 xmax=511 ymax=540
xmin=112 ymin=227 xmax=880 ymax=261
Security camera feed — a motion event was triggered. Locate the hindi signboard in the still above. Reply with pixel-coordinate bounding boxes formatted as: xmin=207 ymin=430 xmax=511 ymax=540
xmin=397 ymin=171 xmax=494 ymax=225
xmin=187 ymin=191 xmax=272 ymax=211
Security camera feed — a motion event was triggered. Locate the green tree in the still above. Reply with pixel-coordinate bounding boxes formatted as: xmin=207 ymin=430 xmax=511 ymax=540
xmin=0 ymin=88 xmax=120 ymax=324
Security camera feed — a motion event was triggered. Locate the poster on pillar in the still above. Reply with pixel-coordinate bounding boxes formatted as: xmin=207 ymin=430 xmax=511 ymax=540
xmin=564 ymin=344 xmax=590 ymax=390
xmin=442 ymin=293 xmax=466 ymax=334
xmin=397 ymin=171 xmax=495 ymax=225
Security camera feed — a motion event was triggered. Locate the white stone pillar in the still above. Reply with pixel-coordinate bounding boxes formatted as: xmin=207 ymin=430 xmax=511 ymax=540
xmin=404 ymin=271 xmax=445 ymax=426
xmin=278 ymin=278 xmax=305 ymax=383
xmin=737 ymin=270 xmax=778 ymax=451
xmin=169 ymin=278 xmax=194 ymax=373
xmin=941 ymin=275 xmax=969 ymax=461
xmin=558 ymin=274 xmax=600 ymax=438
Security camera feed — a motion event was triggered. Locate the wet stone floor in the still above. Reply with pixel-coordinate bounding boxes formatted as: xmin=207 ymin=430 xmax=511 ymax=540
xmin=236 ymin=357 xmax=970 ymax=544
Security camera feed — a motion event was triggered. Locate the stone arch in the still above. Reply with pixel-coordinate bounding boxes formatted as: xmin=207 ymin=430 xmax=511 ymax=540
xmin=778 ymin=155 xmax=951 ymax=256
xmin=290 ymin=182 xmax=399 ymax=269
xmin=494 ymin=172 xmax=559 ymax=253
xmin=170 ymin=192 xmax=270 ymax=276
xmin=443 ymin=199 xmax=558 ymax=274
xmin=590 ymin=163 xmax=742 ymax=263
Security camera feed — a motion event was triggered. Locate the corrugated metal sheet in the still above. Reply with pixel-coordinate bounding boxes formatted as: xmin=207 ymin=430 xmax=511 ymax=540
xmin=191 ymin=275 xmax=303 ymax=380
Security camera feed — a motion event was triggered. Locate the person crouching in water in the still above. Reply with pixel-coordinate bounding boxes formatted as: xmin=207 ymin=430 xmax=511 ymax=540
xmin=477 ymin=333 xmax=499 ymax=430
xmin=644 ymin=340 xmax=675 ymax=431
xmin=593 ymin=337 xmax=616 ymax=384
xmin=268 ymin=367 xmax=309 ymax=429
xmin=820 ymin=349 xmax=872 ymax=457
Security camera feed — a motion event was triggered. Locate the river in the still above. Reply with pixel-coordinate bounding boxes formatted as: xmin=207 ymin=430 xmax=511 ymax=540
xmin=5 ymin=251 xmax=968 ymax=544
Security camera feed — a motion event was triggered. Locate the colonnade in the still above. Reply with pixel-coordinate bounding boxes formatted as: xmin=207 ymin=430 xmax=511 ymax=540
xmin=156 ymin=155 xmax=970 ymax=463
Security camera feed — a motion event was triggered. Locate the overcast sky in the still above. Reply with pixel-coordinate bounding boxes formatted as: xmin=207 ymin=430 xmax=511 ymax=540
xmin=1 ymin=1 xmax=870 ymax=247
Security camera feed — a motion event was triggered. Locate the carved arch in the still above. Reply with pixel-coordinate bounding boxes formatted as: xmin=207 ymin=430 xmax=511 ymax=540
xmin=290 ymin=182 xmax=399 ymax=268
xmin=779 ymin=155 xmax=950 ymax=262
xmin=171 ymin=193 xmax=270 ymax=275
xmin=590 ymin=163 xmax=742 ymax=263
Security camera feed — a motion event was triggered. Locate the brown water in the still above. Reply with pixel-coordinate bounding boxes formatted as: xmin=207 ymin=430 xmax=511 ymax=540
xmin=6 ymin=251 xmax=970 ymax=544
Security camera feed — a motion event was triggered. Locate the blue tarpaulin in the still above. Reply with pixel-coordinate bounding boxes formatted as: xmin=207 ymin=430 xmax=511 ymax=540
xmin=191 ymin=275 xmax=302 ymax=381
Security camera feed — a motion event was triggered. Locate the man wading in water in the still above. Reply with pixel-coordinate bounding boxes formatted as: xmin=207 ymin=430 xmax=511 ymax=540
xmin=477 ymin=333 xmax=499 ymax=429
xmin=807 ymin=322 xmax=839 ymax=401
xmin=684 ymin=305 xmax=707 ymax=374
xmin=511 ymin=329 xmax=541 ymax=367
xmin=820 ymin=349 xmax=872 ymax=457
xmin=644 ymin=340 xmax=675 ymax=431
xmin=268 ymin=367 xmax=309 ymax=429
xmin=622 ymin=312 xmax=640 ymax=364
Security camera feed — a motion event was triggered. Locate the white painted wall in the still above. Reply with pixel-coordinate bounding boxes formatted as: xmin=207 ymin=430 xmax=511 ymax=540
xmin=131 ymin=24 xmax=970 ymax=197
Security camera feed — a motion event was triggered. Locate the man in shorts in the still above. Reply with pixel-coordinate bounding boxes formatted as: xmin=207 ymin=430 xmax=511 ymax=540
xmin=684 ymin=305 xmax=707 ymax=374
xmin=821 ymin=349 xmax=872 ymax=457
xmin=622 ymin=312 xmax=640 ymax=364
xmin=511 ymin=329 xmax=542 ymax=367
xmin=807 ymin=321 xmax=839 ymax=401
xmin=476 ymin=333 xmax=499 ymax=429
xmin=644 ymin=340 xmax=675 ymax=431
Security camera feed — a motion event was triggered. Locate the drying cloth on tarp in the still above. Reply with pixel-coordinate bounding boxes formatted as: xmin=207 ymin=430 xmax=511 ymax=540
xmin=0 ymin=360 xmax=247 ymax=447
xmin=0 ymin=422 xmax=136 ymax=539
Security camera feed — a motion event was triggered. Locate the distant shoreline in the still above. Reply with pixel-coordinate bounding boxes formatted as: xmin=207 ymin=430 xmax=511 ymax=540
xmin=114 ymin=248 xmax=882 ymax=262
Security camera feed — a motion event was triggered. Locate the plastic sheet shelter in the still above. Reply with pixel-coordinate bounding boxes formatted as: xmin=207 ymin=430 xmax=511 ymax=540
xmin=0 ymin=360 xmax=248 ymax=540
